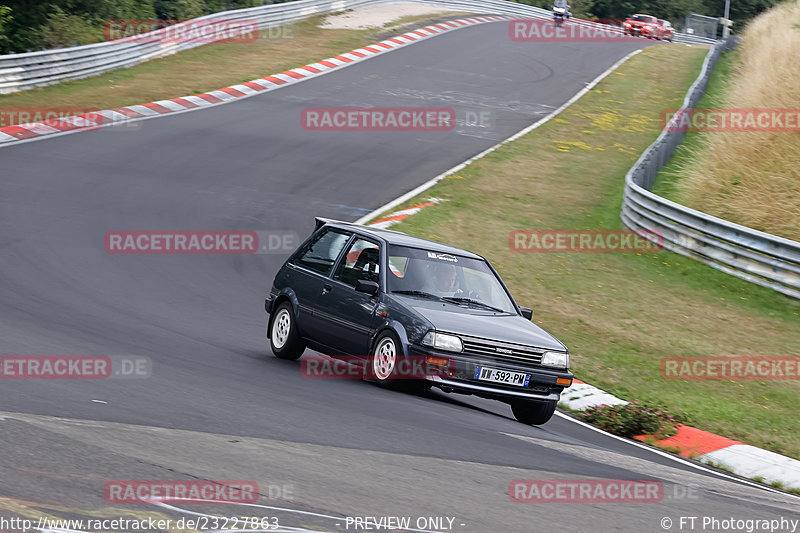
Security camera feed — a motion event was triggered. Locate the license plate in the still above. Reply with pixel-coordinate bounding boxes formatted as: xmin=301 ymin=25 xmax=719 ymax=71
xmin=474 ymin=366 xmax=530 ymax=387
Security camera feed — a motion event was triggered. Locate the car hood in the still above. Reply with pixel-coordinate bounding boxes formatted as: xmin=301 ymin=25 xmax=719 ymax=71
xmin=396 ymin=296 xmax=566 ymax=351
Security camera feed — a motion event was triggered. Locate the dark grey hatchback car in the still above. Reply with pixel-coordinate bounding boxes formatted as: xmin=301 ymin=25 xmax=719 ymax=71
xmin=265 ymin=218 xmax=573 ymax=425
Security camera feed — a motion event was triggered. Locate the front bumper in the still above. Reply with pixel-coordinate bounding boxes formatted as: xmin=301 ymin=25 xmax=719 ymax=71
xmin=409 ymin=344 xmax=572 ymax=402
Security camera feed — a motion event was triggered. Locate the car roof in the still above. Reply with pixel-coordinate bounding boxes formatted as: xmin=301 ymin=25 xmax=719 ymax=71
xmin=315 ymin=218 xmax=484 ymax=260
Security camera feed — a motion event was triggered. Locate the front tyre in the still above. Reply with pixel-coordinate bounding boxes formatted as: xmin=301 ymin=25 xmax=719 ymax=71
xmin=511 ymin=399 xmax=557 ymax=425
xmin=269 ymin=302 xmax=305 ymax=360
xmin=370 ymin=331 xmax=403 ymax=387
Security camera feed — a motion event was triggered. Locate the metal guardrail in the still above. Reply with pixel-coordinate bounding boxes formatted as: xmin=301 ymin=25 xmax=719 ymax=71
xmin=621 ymin=38 xmax=800 ymax=299
xmin=0 ymin=0 xmax=715 ymax=94
xmin=0 ymin=0 xmax=383 ymax=94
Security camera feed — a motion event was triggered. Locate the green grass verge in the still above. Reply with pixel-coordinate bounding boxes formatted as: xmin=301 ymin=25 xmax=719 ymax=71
xmin=373 ymin=44 xmax=800 ymax=459
xmin=0 ymin=12 xmax=467 ymax=121
xmin=651 ymin=48 xmax=738 ymax=200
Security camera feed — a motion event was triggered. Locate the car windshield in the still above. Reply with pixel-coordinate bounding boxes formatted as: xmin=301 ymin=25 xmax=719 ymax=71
xmin=631 ymin=15 xmax=656 ymax=22
xmin=554 ymin=0 xmax=568 ymax=8
xmin=387 ymin=245 xmax=517 ymax=313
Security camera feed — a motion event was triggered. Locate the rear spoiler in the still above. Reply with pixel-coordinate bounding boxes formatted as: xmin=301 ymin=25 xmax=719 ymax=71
xmin=314 ymin=217 xmax=371 ymax=232
xmin=314 ymin=217 xmax=331 ymax=231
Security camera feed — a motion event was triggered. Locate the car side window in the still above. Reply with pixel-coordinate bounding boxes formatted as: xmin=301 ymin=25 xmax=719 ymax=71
xmin=334 ymin=238 xmax=381 ymax=287
xmin=294 ymin=229 xmax=350 ymax=276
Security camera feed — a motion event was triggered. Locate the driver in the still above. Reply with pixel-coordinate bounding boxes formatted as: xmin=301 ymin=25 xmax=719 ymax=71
xmin=423 ymin=262 xmax=459 ymax=297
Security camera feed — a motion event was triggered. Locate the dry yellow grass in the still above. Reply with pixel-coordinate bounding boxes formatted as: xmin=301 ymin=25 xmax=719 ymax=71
xmin=676 ymin=2 xmax=800 ymax=240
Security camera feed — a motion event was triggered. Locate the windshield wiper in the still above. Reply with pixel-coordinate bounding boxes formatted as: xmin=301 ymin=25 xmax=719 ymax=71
xmin=441 ymin=297 xmax=505 ymax=313
xmin=392 ymin=290 xmax=442 ymax=300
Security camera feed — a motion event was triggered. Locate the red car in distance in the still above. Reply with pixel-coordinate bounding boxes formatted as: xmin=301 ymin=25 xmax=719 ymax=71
xmin=623 ymin=14 xmax=662 ymax=39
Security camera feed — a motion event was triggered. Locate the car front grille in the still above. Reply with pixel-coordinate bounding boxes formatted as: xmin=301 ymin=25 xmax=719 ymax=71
xmin=453 ymin=334 xmax=545 ymax=367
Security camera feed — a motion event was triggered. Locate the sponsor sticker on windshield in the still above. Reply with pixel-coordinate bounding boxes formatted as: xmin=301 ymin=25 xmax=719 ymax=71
xmin=427 ymin=252 xmax=458 ymax=262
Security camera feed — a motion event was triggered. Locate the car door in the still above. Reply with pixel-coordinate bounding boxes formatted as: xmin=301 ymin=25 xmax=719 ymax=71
xmin=313 ymin=236 xmax=382 ymax=356
xmin=285 ymin=228 xmax=351 ymax=339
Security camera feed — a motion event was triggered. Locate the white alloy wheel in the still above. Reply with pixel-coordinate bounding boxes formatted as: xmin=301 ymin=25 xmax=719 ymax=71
xmin=271 ymin=308 xmax=291 ymax=349
xmin=373 ymin=336 xmax=397 ymax=381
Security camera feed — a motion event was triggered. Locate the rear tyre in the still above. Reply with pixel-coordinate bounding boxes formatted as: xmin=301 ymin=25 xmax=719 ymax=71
xmin=269 ymin=302 xmax=305 ymax=360
xmin=511 ymin=399 xmax=557 ymax=425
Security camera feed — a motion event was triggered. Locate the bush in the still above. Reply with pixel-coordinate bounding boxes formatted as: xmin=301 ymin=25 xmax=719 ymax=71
xmin=580 ymin=401 xmax=689 ymax=438
xmin=35 ymin=6 xmax=103 ymax=48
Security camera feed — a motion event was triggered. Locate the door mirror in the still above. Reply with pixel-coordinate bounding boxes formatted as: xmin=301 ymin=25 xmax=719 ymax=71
xmin=355 ymin=279 xmax=380 ymax=296
xmin=519 ymin=307 xmax=533 ymax=320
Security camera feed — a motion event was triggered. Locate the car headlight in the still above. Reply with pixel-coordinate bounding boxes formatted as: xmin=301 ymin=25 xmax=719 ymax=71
xmin=541 ymin=351 xmax=569 ymax=369
xmin=422 ymin=331 xmax=463 ymax=353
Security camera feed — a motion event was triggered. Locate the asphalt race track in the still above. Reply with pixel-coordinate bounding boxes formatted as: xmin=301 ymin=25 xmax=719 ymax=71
xmin=1 ymin=20 xmax=798 ymax=533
